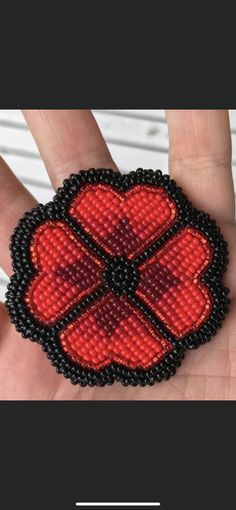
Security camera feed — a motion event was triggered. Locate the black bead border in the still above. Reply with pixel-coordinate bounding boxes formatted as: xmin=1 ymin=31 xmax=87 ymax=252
xmin=5 ymin=168 xmax=230 ymax=387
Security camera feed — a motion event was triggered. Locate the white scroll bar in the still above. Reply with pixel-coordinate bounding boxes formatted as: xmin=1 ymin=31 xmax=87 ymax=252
xmin=76 ymin=504 xmax=161 ymax=507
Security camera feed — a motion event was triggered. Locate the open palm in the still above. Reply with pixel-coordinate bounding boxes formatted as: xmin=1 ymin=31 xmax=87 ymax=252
xmin=0 ymin=110 xmax=235 ymax=400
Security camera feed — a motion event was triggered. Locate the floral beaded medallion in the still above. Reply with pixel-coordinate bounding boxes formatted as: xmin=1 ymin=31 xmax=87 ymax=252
xmin=6 ymin=169 xmax=230 ymax=387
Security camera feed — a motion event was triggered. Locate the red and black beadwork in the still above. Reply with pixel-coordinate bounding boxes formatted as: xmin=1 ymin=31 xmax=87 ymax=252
xmin=6 ymin=169 xmax=230 ymax=386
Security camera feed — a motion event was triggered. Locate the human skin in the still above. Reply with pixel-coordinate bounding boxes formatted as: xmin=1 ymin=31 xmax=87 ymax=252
xmin=0 ymin=109 xmax=235 ymax=400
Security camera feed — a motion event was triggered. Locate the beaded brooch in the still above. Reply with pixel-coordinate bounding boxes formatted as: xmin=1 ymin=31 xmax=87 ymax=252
xmin=6 ymin=169 xmax=230 ymax=387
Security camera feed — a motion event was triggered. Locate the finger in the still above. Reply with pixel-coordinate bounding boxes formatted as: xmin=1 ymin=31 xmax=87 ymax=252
xmin=166 ymin=110 xmax=235 ymax=223
xmin=0 ymin=156 xmax=36 ymax=275
xmin=22 ymin=110 xmax=117 ymax=189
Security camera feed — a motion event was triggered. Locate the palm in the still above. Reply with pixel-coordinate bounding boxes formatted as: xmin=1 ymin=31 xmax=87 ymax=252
xmin=0 ymin=110 xmax=235 ymax=400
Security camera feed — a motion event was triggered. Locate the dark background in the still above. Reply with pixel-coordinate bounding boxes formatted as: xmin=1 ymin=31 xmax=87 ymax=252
xmin=1 ymin=402 xmax=235 ymax=509
xmin=1 ymin=5 xmax=235 ymax=109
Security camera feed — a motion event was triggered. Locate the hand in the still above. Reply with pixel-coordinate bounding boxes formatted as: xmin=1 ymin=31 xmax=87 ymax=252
xmin=0 ymin=110 xmax=235 ymax=400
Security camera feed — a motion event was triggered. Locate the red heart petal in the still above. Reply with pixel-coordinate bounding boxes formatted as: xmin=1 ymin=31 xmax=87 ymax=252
xmin=136 ymin=228 xmax=213 ymax=337
xmin=69 ymin=184 xmax=177 ymax=257
xmin=59 ymin=292 xmax=172 ymax=370
xmin=25 ymin=221 xmax=104 ymax=324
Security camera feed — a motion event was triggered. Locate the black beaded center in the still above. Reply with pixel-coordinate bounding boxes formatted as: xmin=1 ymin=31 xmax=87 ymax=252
xmin=103 ymin=257 xmax=140 ymax=296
